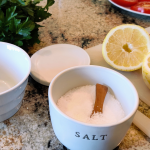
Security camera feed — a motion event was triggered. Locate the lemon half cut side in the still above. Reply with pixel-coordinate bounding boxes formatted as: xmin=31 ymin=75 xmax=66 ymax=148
xmin=102 ymin=24 xmax=150 ymax=71
xmin=142 ymin=53 xmax=150 ymax=89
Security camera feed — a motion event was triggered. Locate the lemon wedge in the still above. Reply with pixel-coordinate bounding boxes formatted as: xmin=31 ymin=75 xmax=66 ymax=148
xmin=142 ymin=52 xmax=150 ymax=89
xmin=102 ymin=24 xmax=150 ymax=71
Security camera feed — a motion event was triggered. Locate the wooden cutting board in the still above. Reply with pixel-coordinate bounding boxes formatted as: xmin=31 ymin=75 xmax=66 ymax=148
xmin=86 ymin=27 xmax=150 ymax=106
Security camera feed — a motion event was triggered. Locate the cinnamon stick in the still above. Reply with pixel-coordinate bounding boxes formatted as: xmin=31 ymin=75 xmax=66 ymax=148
xmin=91 ymin=83 xmax=108 ymax=117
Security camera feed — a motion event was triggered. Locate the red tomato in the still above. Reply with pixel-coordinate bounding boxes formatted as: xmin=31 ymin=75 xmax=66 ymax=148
xmin=138 ymin=0 xmax=150 ymax=1
xmin=112 ymin=0 xmax=138 ymax=7
xmin=130 ymin=2 xmax=150 ymax=14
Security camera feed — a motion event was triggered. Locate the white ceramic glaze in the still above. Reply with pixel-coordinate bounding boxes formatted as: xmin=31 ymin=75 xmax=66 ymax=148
xmin=0 ymin=102 xmax=22 ymax=122
xmin=0 ymin=42 xmax=31 ymax=121
xmin=30 ymin=44 xmax=90 ymax=86
xmin=48 ymin=65 xmax=139 ymax=150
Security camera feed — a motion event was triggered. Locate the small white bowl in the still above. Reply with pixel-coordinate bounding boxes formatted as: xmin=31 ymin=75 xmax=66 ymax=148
xmin=0 ymin=42 xmax=31 ymax=122
xmin=48 ymin=65 xmax=139 ymax=150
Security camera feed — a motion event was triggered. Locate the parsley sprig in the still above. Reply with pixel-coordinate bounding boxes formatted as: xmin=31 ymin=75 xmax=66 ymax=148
xmin=0 ymin=0 xmax=55 ymax=51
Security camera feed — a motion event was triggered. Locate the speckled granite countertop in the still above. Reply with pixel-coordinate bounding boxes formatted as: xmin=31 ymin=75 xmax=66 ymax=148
xmin=1 ymin=0 xmax=150 ymax=149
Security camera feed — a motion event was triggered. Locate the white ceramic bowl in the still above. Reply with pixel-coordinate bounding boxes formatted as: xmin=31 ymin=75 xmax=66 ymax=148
xmin=48 ymin=65 xmax=139 ymax=150
xmin=0 ymin=42 xmax=31 ymax=122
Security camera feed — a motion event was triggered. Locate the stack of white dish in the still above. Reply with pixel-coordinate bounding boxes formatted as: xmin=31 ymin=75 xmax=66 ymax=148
xmin=0 ymin=42 xmax=31 ymax=122
xmin=0 ymin=43 xmax=90 ymax=122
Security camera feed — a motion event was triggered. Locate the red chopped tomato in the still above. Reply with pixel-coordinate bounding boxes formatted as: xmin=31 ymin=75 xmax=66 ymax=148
xmin=138 ymin=0 xmax=150 ymax=1
xmin=130 ymin=2 xmax=150 ymax=14
xmin=112 ymin=0 xmax=138 ymax=7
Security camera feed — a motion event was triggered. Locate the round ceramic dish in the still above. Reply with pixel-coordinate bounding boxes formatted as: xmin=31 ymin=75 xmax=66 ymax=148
xmin=48 ymin=65 xmax=139 ymax=150
xmin=0 ymin=42 xmax=31 ymax=122
xmin=30 ymin=44 xmax=90 ymax=86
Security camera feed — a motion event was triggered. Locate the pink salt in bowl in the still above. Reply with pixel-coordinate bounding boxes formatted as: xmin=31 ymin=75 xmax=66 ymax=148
xmin=48 ymin=65 xmax=139 ymax=150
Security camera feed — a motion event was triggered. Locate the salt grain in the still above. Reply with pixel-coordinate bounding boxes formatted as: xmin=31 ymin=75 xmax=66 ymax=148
xmin=57 ymin=85 xmax=125 ymax=125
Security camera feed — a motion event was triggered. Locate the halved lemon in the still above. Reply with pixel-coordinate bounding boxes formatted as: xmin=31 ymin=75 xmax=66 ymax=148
xmin=102 ymin=24 xmax=150 ymax=71
xmin=142 ymin=53 xmax=150 ymax=89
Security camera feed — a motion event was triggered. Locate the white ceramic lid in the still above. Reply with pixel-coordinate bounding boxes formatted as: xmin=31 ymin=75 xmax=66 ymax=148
xmin=30 ymin=44 xmax=90 ymax=86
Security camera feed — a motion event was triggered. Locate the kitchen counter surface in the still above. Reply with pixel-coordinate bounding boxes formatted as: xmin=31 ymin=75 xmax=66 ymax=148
xmin=1 ymin=0 xmax=150 ymax=149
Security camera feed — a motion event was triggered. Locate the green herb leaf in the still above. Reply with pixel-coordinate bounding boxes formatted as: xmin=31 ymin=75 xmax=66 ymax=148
xmin=0 ymin=0 xmax=54 ymax=51
xmin=34 ymin=7 xmax=51 ymax=22
xmin=0 ymin=9 xmax=4 ymax=21
xmin=5 ymin=6 xmax=17 ymax=23
xmin=17 ymin=17 xmax=35 ymax=36
xmin=15 ymin=14 xmax=27 ymax=18
xmin=24 ymin=35 xmax=32 ymax=40
xmin=28 ymin=28 xmax=40 ymax=45
xmin=45 ymin=0 xmax=55 ymax=10
xmin=19 ymin=17 xmax=34 ymax=29
xmin=23 ymin=6 xmax=34 ymax=16
xmin=33 ymin=0 xmax=42 ymax=5
xmin=0 ymin=20 xmax=3 ymax=28
xmin=18 ymin=29 xmax=31 ymax=36
xmin=24 ymin=0 xmax=31 ymax=5
xmin=9 ymin=0 xmax=25 ymax=6
xmin=1 ymin=31 xmax=5 ymax=37
xmin=0 ymin=0 xmax=7 ymax=6
xmin=15 ymin=40 xmax=23 ymax=46
xmin=9 ymin=18 xmax=21 ymax=32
